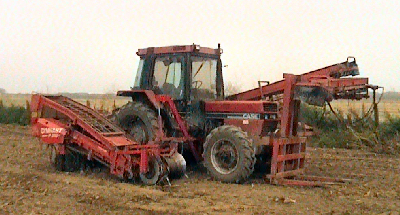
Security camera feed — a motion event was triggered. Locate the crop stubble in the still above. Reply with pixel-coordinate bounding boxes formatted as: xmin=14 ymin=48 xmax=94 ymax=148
xmin=0 ymin=125 xmax=399 ymax=214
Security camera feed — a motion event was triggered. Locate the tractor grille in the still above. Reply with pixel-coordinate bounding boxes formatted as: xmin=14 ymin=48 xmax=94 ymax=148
xmin=263 ymin=102 xmax=278 ymax=112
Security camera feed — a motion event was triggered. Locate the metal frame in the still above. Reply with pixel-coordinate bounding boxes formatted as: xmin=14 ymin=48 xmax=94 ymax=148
xmin=31 ymin=94 xmax=174 ymax=181
xmin=122 ymin=47 xmax=376 ymax=186
xmin=226 ymin=57 xmax=377 ymax=186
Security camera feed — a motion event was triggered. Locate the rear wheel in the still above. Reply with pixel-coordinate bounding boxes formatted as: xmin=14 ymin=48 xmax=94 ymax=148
xmin=203 ymin=125 xmax=256 ymax=183
xmin=114 ymin=102 xmax=159 ymax=143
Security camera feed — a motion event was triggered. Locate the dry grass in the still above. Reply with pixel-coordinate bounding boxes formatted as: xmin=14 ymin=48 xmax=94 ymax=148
xmin=1 ymin=93 xmax=399 ymax=118
xmin=323 ymin=98 xmax=400 ymax=119
xmin=0 ymin=94 xmax=130 ymax=112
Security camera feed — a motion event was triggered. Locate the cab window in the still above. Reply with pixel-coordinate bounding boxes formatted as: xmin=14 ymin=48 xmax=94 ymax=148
xmin=153 ymin=56 xmax=184 ymax=99
xmin=191 ymin=56 xmax=217 ymax=100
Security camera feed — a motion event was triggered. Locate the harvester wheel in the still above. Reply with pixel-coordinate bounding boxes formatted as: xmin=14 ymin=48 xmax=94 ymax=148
xmin=49 ymin=146 xmax=65 ymax=171
xmin=49 ymin=146 xmax=83 ymax=172
xmin=114 ymin=102 xmax=159 ymax=143
xmin=139 ymin=157 xmax=164 ymax=185
xmin=63 ymin=151 xmax=84 ymax=172
xmin=203 ymin=125 xmax=256 ymax=183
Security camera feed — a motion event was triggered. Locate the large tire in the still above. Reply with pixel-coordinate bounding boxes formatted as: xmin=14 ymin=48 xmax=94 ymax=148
xmin=203 ymin=125 xmax=256 ymax=183
xmin=114 ymin=102 xmax=159 ymax=143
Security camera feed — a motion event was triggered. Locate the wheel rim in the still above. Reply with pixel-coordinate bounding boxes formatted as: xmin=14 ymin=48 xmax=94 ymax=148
xmin=140 ymin=158 xmax=162 ymax=185
xmin=142 ymin=160 xmax=157 ymax=179
xmin=210 ymin=139 xmax=239 ymax=175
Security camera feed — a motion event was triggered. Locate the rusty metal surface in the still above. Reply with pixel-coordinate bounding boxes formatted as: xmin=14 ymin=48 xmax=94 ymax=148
xmin=117 ymin=90 xmax=161 ymax=109
xmin=30 ymin=94 xmax=170 ymax=183
xmin=205 ymin=100 xmax=277 ymax=113
xmin=31 ymin=118 xmax=67 ymax=144
xmin=209 ymin=58 xmax=369 ymax=185
xmin=137 ymin=44 xmax=218 ymax=56
xmin=227 ymin=57 xmax=369 ymax=102
xmin=41 ymin=95 xmax=131 ymax=148
xmin=155 ymin=94 xmax=201 ymax=161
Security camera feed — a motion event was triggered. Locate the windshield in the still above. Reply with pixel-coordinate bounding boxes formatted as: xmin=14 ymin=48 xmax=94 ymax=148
xmin=133 ymin=59 xmax=144 ymax=88
xmin=153 ymin=56 xmax=184 ymax=99
xmin=191 ymin=56 xmax=217 ymax=100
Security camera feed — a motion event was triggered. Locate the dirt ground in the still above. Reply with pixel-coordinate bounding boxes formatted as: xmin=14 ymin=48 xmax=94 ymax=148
xmin=0 ymin=124 xmax=399 ymax=214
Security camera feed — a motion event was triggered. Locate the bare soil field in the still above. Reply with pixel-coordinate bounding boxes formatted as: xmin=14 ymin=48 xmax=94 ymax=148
xmin=0 ymin=124 xmax=399 ymax=214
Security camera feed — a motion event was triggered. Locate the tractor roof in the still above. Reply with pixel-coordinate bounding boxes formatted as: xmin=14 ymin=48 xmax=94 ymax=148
xmin=136 ymin=44 xmax=221 ymax=56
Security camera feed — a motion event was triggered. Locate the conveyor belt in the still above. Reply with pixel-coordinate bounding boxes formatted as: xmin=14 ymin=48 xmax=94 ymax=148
xmin=31 ymin=94 xmax=167 ymax=184
xmin=46 ymin=95 xmax=123 ymax=134
xmin=43 ymin=95 xmax=137 ymax=147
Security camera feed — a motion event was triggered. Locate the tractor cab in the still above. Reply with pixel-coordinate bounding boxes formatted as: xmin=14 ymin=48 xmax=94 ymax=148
xmin=133 ymin=44 xmax=224 ymax=103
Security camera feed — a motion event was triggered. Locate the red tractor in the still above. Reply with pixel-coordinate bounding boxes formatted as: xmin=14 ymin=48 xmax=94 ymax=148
xmin=113 ymin=44 xmax=374 ymax=184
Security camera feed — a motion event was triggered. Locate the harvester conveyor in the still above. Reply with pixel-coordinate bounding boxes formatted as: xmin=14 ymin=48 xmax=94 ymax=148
xmin=30 ymin=94 xmax=175 ymax=185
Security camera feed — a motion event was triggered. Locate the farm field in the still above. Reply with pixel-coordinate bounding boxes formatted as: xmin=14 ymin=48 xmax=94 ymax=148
xmin=0 ymin=124 xmax=399 ymax=214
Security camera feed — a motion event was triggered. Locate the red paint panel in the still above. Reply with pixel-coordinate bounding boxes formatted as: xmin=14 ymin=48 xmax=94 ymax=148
xmin=224 ymin=119 xmax=263 ymax=136
xmin=228 ymin=80 xmax=286 ymax=101
xmin=105 ymin=136 xmax=137 ymax=147
xmin=228 ymin=59 xmax=362 ymax=101
xmin=30 ymin=94 xmax=41 ymax=112
xmin=205 ymin=101 xmax=266 ymax=113
xmin=71 ymin=131 xmax=110 ymax=161
xmin=300 ymin=60 xmax=358 ymax=80
xmin=32 ymin=118 xmax=67 ymax=144
xmin=327 ymin=78 xmax=368 ymax=87
xmin=304 ymin=77 xmax=368 ymax=87
xmin=117 ymin=90 xmax=161 ymax=109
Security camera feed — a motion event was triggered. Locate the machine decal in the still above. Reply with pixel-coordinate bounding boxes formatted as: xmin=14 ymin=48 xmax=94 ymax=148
xmin=206 ymin=113 xmax=276 ymax=120
xmin=242 ymin=113 xmax=260 ymax=120
xmin=40 ymin=127 xmax=65 ymax=138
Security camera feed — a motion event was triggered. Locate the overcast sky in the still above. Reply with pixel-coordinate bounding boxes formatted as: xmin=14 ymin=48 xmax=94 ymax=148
xmin=1 ymin=0 xmax=399 ymax=94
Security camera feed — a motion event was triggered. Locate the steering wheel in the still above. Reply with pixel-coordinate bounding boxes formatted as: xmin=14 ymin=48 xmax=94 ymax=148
xmin=192 ymin=80 xmax=203 ymax=89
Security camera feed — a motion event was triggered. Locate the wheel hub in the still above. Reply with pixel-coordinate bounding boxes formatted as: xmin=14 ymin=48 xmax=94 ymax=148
xmin=210 ymin=139 xmax=239 ymax=175
xmin=128 ymin=117 xmax=148 ymax=143
xmin=139 ymin=157 xmax=164 ymax=185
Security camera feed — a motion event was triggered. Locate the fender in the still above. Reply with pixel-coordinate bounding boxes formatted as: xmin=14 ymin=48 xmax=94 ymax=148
xmin=117 ymin=90 xmax=161 ymax=110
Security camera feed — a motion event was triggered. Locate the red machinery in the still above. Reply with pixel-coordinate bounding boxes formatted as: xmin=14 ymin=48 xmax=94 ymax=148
xmin=113 ymin=44 xmax=376 ymax=186
xmin=31 ymin=44 xmax=377 ymax=186
xmin=228 ymin=57 xmax=376 ymax=185
xmin=30 ymin=94 xmax=184 ymax=185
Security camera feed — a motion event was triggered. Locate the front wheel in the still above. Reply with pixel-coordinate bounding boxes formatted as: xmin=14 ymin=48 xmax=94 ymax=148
xmin=203 ymin=125 xmax=256 ymax=183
